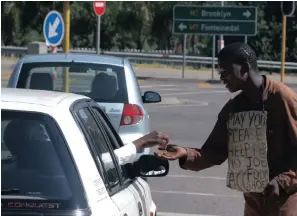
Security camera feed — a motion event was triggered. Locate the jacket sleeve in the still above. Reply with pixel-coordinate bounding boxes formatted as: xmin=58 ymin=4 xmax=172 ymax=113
xmin=274 ymin=94 xmax=297 ymax=196
xmin=179 ymin=100 xmax=231 ymax=171
xmin=101 ymin=142 xmax=137 ymax=171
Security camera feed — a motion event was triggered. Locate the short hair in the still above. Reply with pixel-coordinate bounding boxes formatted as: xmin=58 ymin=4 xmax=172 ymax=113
xmin=217 ymin=42 xmax=258 ymax=71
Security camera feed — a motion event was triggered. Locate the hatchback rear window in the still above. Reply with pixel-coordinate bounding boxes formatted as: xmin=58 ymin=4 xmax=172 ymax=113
xmin=1 ymin=110 xmax=88 ymax=211
xmin=17 ymin=62 xmax=128 ymax=103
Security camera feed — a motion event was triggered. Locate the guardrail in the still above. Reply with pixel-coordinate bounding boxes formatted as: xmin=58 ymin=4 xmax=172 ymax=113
xmin=2 ymin=46 xmax=297 ymax=71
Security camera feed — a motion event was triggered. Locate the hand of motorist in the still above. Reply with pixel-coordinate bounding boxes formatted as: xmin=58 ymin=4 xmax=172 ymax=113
xmin=133 ymin=131 xmax=169 ymax=153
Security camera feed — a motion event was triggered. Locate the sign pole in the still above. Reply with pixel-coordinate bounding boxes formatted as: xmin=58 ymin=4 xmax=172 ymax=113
xmin=43 ymin=10 xmax=64 ymax=85
xmin=212 ymin=35 xmax=215 ymax=80
xmin=182 ymin=34 xmax=187 ymax=79
xmin=97 ymin=15 xmax=101 ymax=54
xmin=244 ymin=36 xmax=248 ymax=44
xmin=63 ymin=1 xmax=70 ymax=92
xmin=280 ymin=15 xmax=287 ymax=82
xmin=94 ymin=1 xmax=106 ymax=54
xmin=219 ymin=1 xmax=224 ymax=51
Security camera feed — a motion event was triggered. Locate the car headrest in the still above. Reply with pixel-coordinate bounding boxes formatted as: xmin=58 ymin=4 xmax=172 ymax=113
xmin=30 ymin=73 xmax=54 ymax=91
xmin=90 ymin=72 xmax=118 ymax=100
xmin=3 ymin=120 xmax=28 ymax=155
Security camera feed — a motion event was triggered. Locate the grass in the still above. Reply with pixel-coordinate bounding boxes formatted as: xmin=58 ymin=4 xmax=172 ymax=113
xmin=2 ymin=56 xmax=20 ymax=61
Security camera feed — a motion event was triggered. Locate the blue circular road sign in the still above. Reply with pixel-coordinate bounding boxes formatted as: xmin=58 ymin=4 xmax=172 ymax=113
xmin=43 ymin=10 xmax=65 ymax=47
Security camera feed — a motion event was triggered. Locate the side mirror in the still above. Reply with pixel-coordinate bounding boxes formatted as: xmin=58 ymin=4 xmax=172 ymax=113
xmin=142 ymin=91 xmax=161 ymax=103
xmin=129 ymin=155 xmax=169 ymax=178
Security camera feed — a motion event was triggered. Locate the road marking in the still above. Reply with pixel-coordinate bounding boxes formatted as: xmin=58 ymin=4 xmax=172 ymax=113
xmin=159 ymin=212 xmax=220 ymax=216
xmin=166 ymin=174 xmax=226 ymax=180
xmin=151 ymin=190 xmax=242 ymax=198
xmin=197 ymin=82 xmax=211 ymax=87
xmin=161 ymin=90 xmax=228 ymax=96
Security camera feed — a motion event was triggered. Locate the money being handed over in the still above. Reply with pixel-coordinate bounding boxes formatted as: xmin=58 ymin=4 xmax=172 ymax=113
xmin=155 ymin=144 xmax=188 ymax=161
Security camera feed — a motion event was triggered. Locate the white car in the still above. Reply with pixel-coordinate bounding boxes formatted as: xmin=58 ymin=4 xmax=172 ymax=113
xmin=1 ymin=88 xmax=169 ymax=216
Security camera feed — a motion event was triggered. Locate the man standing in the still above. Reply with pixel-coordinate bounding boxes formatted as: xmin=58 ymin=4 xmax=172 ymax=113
xmin=156 ymin=43 xmax=297 ymax=216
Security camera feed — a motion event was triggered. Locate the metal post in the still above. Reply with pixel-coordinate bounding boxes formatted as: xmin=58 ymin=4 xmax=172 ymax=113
xmin=219 ymin=1 xmax=224 ymax=44
xmin=212 ymin=35 xmax=215 ymax=80
xmin=182 ymin=34 xmax=187 ymax=79
xmin=281 ymin=15 xmax=287 ymax=82
xmin=244 ymin=36 xmax=248 ymax=44
xmin=63 ymin=1 xmax=70 ymax=92
xmin=97 ymin=16 xmax=101 ymax=54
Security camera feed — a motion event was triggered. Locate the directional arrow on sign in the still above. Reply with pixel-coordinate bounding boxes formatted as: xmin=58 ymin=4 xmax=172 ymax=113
xmin=178 ymin=23 xmax=187 ymax=31
xmin=243 ymin=10 xmax=251 ymax=18
xmin=49 ymin=17 xmax=60 ymax=38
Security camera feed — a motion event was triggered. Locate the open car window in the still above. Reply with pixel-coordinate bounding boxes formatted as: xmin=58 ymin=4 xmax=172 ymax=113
xmin=1 ymin=110 xmax=88 ymax=211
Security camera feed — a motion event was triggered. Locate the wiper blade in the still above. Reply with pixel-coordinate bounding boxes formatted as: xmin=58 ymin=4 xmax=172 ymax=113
xmin=2 ymin=188 xmax=20 ymax=195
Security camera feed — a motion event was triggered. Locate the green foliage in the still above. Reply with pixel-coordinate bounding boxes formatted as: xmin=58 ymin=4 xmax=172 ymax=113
xmin=1 ymin=1 xmax=297 ymax=62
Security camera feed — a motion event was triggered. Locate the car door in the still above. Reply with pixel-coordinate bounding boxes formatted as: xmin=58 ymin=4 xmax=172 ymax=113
xmin=88 ymin=102 xmax=150 ymax=216
xmin=75 ymin=103 xmax=140 ymax=216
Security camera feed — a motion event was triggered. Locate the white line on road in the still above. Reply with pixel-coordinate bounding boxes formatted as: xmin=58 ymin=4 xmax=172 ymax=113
xmin=166 ymin=174 xmax=226 ymax=180
xmin=158 ymin=212 xmax=220 ymax=216
xmin=161 ymin=90 xmax=229 ymax=96
xmin=151 ymin=190 xmax=242 ymax=198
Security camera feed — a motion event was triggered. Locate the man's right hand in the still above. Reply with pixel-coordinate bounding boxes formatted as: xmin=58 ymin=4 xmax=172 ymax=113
xmin=154 ymin=144 xmax=188 ymax=160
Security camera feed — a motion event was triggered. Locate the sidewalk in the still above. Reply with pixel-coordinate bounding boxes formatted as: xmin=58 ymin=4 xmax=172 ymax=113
xmin=133 ymin=66 xmax=297 ymax=86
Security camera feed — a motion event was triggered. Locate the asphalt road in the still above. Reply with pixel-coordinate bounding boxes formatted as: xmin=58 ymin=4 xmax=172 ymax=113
xmin=139 ymin=80 xmax=297 ymax=216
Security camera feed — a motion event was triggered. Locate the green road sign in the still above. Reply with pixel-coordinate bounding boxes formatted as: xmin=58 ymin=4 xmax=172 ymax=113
xmin=173 ymin=5 xmax=257 ymax=36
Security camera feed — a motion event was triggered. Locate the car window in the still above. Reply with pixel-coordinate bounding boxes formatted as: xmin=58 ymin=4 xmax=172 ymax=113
xmin=1 ymin=110 xmax=87 ymax=211
xmin=16 ymin=62 xmax=128 ymax=103
xmin=76 ymin=107 xmax=121 ymax=193
xmin=89 ymin=105 xmax=133 ymax=183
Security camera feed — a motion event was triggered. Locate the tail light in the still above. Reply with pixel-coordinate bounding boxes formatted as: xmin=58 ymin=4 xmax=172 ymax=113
xmin=120 ymin=104 xmax=144 ymax=126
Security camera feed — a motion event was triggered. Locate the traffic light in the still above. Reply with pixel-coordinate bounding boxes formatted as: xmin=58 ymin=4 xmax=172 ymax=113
xmin=281 ymin=1 xmax=296 ymax=16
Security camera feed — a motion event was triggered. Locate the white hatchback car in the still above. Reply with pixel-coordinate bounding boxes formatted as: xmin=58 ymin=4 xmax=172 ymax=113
xmin=1 ymin=88 xmax=169 ymax=216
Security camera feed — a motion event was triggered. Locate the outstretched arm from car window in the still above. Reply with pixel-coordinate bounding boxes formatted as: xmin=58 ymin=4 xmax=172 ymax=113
xmin=101 ymin=142 xmax=138 ymax=171
xmin=100 ymin=131 xmax=169 ymax=171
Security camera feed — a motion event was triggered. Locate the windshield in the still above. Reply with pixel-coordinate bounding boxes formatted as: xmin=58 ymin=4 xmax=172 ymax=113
xmin=1 ymin=110 xmax=88 ymax=211
xmin=17 ymin=62 xmax=128 ymax=103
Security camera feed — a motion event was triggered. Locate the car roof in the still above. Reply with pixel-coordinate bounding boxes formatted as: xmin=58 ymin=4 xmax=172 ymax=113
xmin=19 ymin=53 xmax=124 ymax=66
xmin=1 ymin=88 xmax=89 ymax=109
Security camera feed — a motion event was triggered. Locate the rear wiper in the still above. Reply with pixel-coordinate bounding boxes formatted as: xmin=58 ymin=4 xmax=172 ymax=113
xmin=2 ymin=188 xmax=20 ymax=195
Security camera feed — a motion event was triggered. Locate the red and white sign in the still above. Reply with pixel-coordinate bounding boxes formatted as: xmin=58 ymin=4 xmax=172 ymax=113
xmin=50 ymin=46 xmax=57 ymax=53
xmin=94 ymin=1 xmax=106 ymax=16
